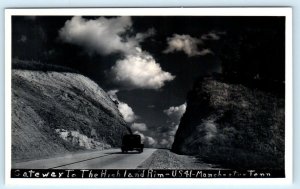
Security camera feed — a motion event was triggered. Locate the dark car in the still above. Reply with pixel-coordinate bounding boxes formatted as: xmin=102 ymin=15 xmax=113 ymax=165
xmin=121 ymin=134 xmax=144 ymax=153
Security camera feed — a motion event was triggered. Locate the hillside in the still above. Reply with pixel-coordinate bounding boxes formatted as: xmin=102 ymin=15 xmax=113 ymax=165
xmin=172 ymin=76 xmax=285 ymax=170
xmin=12 ymin=69 xmax=130 ymax=161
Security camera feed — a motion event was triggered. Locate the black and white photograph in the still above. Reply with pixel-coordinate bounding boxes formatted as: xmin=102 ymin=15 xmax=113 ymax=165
xmin=5 ymin=8 xmax=292 ymax=182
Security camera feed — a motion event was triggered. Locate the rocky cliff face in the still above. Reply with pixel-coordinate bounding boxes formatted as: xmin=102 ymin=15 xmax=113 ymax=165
xmin=12 ymin=69 xmax=130 ymax=161
xmin=172 ymin=77 xmax=285 ymax=169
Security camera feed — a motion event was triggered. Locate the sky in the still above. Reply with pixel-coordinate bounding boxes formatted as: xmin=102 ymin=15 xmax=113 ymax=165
xmin=11 ymin=16 xmax=285 ymax=148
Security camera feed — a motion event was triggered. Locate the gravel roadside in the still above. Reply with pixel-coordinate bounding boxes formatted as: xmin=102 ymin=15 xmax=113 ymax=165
xmin=137 ymin=149 xmax=220 ymax=169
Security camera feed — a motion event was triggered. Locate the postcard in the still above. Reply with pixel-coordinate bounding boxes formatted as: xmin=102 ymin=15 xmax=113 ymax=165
xmin=4 ymin=7 xmax=292 ymax=185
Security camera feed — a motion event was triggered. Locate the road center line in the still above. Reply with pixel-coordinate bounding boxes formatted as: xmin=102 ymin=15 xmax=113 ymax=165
xmin=48 ymin=154 xmax=112 ymax=169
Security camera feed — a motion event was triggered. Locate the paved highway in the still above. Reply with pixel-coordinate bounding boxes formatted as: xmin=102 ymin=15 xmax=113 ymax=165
xmin=12 ymin=148 xmax=157 ymax=169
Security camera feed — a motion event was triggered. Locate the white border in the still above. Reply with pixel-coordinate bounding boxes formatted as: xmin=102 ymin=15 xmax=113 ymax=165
xmin=4 ymin=7 xmax=293 ymax=186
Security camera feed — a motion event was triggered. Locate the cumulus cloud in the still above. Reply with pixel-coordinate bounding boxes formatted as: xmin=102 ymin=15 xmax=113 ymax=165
xmin=107 ymin=89 xmax=136 ymax=123
xmin=164 ymin=34 xmax=211 ymax=57
xmin=146 ymin=136 xmax=156 ymax=146
xmin=131 ymin=123 xmax=147 ymax=132
xmin=111 ymin=50 xmax=175 ymax=89
xmin=107 ymin=89 xmax=119 ymax=101
xmin=134 ymin=131 xmax=156 ymax=146
xmin=154 ymin=124 xmax=179 ymax=149
xmin=60 ymin=16 xmax=174 ymax=89
xmin=135 ymin=28 xmax=156 ymax=42
xmin=163 ymin=103 xmax=187 ymax=122
xmin=159 ymin=139 xmax=169 ymax=146
xmin=118 ymin=102 xmax=136 ymax=123
xmin=169 ymin=124 xmax=179 ymax=136
xmin=155 ymin=103 xmax=187 ymax=148
xmin=59 ymin=16 xmax=135 ymax=55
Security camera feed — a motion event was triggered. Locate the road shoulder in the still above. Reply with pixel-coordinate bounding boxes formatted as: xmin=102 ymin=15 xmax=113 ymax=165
xmin=137 ymin=149 xmax=220 ymax=169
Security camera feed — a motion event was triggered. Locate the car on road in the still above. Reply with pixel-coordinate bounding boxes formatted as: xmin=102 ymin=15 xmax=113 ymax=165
xmin=121 ymin=134 xmax=144 ymax=153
